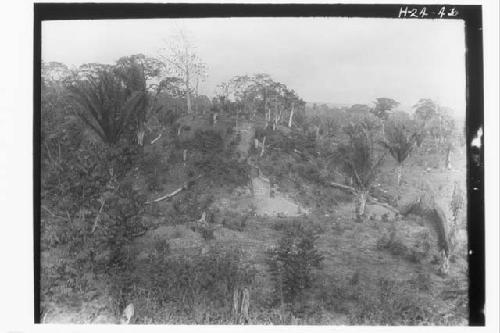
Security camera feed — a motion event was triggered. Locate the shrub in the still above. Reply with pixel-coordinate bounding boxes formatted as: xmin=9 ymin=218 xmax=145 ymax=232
xmin=146 ymin=174 xmax=163 ymax=192
xmin=146 ymin=245 xmax=256 ymax=314
xmin=221 ymin=212 xmax=250 ymax=232
xmin=198 ymin=225 xmax=215 ymax=241
xmin=187 ymin=129 xmax=224 ymax=154
xmin=295 ymin=162 xmax=322 ymax=184
xmin=105 ymin=143 xmax=142 ymax=179
xmin=139 ymin=151 xmax=163 ymax=174
xmin=41 ymin=175 xmax=146 ymax=317
xmin=409 ymin=272 xmax=432 ymax=292
xmin=408 ymin=230 xmax=432 ymax=263
xmin=349 ymin=278 xmax=439 ymax=325
xmin=377 ymin=229 xmax=409 ymax=257
xmin=266 ymin=221 xmax=324 ymax=311
xmin=193 ymin=156 xmax=249 ymax=187
xmin=152 ymin=236 xmax=171 ymax=258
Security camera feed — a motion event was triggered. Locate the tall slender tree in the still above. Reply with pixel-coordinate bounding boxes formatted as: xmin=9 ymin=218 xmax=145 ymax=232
xmin=380 ymin=113 xmax=417 ymax=185
xmin=336 ymin=121 xmax=386 ymax=220
xmin=159 ymin=29 xmax=207 ymax=114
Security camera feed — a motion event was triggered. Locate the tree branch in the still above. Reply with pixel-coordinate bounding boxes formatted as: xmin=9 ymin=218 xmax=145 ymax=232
xmin=327 ymin=181 xmax=400 ymax=214
xmin=150 ymin=133 xmax=162 ymax=144
xmin=328 ymin=181 xmax=356 ymax=194
xmin=91 ymin=199 xmax=106 ymax=234
xmin=146 ymin=175 xmax=202 ymax=204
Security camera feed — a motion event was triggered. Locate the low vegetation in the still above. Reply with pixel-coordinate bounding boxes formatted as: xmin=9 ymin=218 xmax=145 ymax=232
xmin=40 ymin=50 xmax=467 ymax=325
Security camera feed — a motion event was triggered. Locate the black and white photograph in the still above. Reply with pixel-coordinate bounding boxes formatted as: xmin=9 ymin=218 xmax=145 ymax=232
xmin=0 ymin=1 xmax=492 ymax=329
xmin=35 ymin=4 xmax=481 ymax=326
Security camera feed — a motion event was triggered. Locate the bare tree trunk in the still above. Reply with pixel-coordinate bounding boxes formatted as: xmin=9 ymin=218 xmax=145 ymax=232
xmin=186 ymin=69 xmax=192 ymax=113
xmin=195 ymin=76 xmax=199 ymax=114
xmin=240 ymin=288 xmax=250 ymax=324
xmin=58 ymin=142 xmax=61 ymax=164
xmin=186 ymin=91 xmax=192 ymax=114
xmin=147 ymin=174 xmax=202 ymax=204
xmin=260 ymin=137 xmax=266 ymax=157
xmin=137 ymin=127 xmax=145 ymax=146
xmin=445 ymin=148 xmax=451 ymax=170
xmin=232 ymin=287 xmax=240 ymax=323
xmin=396 ymin=164 xmax=402 ymax=186
xmin=438 ymin=249 xmax=449 ymax=276
xmin=355 ymin=190 xmax=368 ymax=221
xmin=288 ymin=103 xmax=295 ymax=128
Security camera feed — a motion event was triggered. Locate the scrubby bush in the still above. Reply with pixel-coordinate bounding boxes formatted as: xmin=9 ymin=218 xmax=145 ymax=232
xmin=41 ymin=177 xmax=146 ymax=318
xmin=146 ymin=245 xmax=256 ymax=315
xmin=193 ymin=157 xmax=249 ymax=187
xmin=152 ymin=236 xmax=171 ymax=258
xmin=198 ymin=224 xmax=215 ymax=241
xmin=295 ymin=162 xmax=322 ymax=184
xmin=139 ymin=151 xmax=165 ymax=192
xmin=145 ymin=174 xmax=163 ymax=192
xmin=349 ymin=278 xmax=439 ymax=325
xmin=408 ymin=230 xmax=432 ymax=263
xmin=266 ymin=221 xmax=324 ymax=313
xmin=187 ymin=129 xmax=224 ymax=154
xmin=40 ymin=117 xmax=146 ymax=308
xmin=181 ymin=128 xmax=249 ymax=187
xmin=376 ymin=228 xmax=409 ymax=257
xmin=221 ymin=212 xmax=250 ymax=232
xmin=410 ymin=272 xmax=433 ymax=292
xmin=139 ymin=150 xmax=163 ymax=173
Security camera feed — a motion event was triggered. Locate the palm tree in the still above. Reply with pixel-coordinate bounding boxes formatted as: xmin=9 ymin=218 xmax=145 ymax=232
xmin=380 ymin=115 xmax=417 ymax=185
xmin=67 ymin=64 xmax=146 ymax=145
xmin=337 ymin=122 xmax=386 ymax=221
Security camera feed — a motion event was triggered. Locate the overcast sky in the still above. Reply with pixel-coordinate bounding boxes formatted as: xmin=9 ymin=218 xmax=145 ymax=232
xmin=42 ymin=17 xmax=466 ymax=115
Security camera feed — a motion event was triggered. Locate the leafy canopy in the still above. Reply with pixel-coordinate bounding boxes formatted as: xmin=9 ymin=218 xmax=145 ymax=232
xmin=336 ymin=119 xmax=386 ymax=191
xmin=380 ymin=113 xmax=418 ymax=164
xmin=371 ymin=98 xmax=400 ymax=120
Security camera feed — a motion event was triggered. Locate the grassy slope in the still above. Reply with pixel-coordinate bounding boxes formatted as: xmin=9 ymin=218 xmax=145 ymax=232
xmin=41 ymin=119 xmax=468 ymax=324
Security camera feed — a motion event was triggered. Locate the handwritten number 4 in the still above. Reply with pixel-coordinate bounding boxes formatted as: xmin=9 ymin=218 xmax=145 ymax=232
xmin=438 ymin=6 xmax=459 ymax=18
xmin=437 ymin=7 xmax=446 ymax=18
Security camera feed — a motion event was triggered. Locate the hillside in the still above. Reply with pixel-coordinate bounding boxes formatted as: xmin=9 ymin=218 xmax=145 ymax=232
xmin=41 ymin=111 xmax=468 ymax=325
